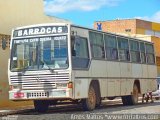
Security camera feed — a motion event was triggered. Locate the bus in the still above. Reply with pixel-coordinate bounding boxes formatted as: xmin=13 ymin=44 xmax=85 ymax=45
xmin=8 ymin=23 xmax=157 ymax=112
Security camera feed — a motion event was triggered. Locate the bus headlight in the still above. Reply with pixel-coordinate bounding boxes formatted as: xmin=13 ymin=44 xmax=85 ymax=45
xmin=9 ymin=85 xmax=22 ymax=90
xmin=9 ymin=85 xmax=14 ymax=91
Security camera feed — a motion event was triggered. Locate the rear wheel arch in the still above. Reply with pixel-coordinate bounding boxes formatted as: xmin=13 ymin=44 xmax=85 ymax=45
xmin=122 ymin=80 xmax=140 ymax=106
xmin=134 ymin=79 xmax=141 ymax=94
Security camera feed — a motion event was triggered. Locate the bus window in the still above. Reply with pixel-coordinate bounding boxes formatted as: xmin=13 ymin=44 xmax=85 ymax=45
xmin=130 ymin=40 xmax=140 ymax=63
xmin=104 ymin=35 xmax=118 ymax=60
xmin=117 ymin=37 xmax=130 ymax=61
xmin=16 ymin=44 xmax=25 ymax=69
xmin=89 ymin=32 xmax=105 ymax=59
xmin=140 ymin=42 xmax=146 ymax=63
xmin=40 ymin=36 xmax=68 ymax=69
xmin=146 ymin=44 xmax=155 ymax=64
xmin=71 ymin=36 xmax=89 ymax=69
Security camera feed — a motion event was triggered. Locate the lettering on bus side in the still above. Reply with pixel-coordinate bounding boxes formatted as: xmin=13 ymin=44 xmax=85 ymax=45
xmin=13 ymin=26 xmax=68 ymax=37
xmin=13 ymin=36 xmax=67 ymax=44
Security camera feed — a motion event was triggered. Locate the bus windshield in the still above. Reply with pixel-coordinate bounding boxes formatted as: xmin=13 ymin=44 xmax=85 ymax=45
xmin=10 ymin=36 xmax=68 ymax=71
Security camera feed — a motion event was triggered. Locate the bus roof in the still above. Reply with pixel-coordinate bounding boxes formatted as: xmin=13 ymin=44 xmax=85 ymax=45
xmin=71 ymin=24 xmax=154 ymax=44
xmin=12 ymin=23 xmax=69 ymax=30
xmin=12 ymin=23 xmax=153 ymax=44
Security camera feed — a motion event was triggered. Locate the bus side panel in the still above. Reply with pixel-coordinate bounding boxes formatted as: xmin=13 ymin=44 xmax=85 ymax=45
xmin=151 ymin=79 xmax=157 ymax=91
xmin=119 ymin=63 xmax=132 ymax=95
xmin=131 ymin=64 xmax=143 ymax=78
xmin=141 ymin=64 xmax=149 ymax=94
xmin=119 ymin=63 xmax=131 ymax=77
xmin=107 ymin=61 xmax=121 ymax=96
xmin=141 ymin=65 xmax=157 ymax=94
xmin=129 ymin=63 xmax=143 ymax=94
xmin=90 ymin=60 xmax=108 ymax=97
xmin=91 ymin=60 xmax=107 ymax=78
xmin=74 ymin=78 xmax=89 ymax=99
xmin=140 ymin=79 xmax=146 ymax=94
xmin=99 ymin=79 xmax=107 ymax=97
xmin=120 ymin=79 xmax=133 ymax=96
xmin=148 ymin=65 xmax=157 ymax=91
xmin=148 ymin=65 xmax=157 ymax=78
xmin=72 ymin=70 xmax=89 ymax=99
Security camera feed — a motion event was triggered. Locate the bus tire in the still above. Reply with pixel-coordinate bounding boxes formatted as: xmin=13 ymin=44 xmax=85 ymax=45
xmin=130 ymin=84 xmax=139 ymax=105
xmin=49 ymin=100 xmax=57 ymax=105
xmin=94 ymin=85 xmax=101 ymax=107
xmin=122 ymin=96 xmax=131 ymax=105
xmin=95 ymin=93 xmax=101 ymax=108
xmin=122 ymin=84 xmax=139 ymax=105
xmin=34 ymin=100 xmax=49 ymax=113
xmin=155 ymin=97 xmax=159 ymax=100
xmin=82 ymin=85 xmax=96 ymax=111
xmin=122 ymin=96 xmax=127 ymax=105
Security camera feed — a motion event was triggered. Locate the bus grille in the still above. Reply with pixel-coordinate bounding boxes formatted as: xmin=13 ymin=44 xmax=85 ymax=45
xmin=10 ymin=72 xmax=70 ymax=90
xmin=27 ymin=92 xmax=49 ymax=98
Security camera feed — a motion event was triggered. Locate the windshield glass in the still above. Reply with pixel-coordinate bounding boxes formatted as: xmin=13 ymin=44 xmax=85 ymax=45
xmin=10 ymin=36 xmax=68 ymax=71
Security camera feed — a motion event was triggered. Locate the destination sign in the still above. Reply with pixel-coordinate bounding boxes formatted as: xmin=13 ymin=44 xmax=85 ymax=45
xmin=13 ymin=26 xmax=68 ymax=37
xmin=13 ymin=36 xmax=67 ymax=44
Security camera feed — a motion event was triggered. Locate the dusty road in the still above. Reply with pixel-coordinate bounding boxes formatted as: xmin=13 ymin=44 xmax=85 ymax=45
xmin=1 ymin=99 xmax=160 ymax=120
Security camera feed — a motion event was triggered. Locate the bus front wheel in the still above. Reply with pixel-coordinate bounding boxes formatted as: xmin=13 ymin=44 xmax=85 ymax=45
xmin=34 ymin=100 xmax=49 ymax=113
xmin=82 ymin=86 xmax=96 ymax=111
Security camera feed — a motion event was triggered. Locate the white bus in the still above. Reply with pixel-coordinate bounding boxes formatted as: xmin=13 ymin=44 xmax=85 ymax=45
xmin=8 ymin=23 xmax=157 ymax=112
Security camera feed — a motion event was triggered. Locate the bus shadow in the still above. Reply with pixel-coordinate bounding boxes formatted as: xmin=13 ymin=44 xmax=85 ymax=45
xmin=97 ymin=99 xmax=160 ymax=113
xmin=18 ymin=100 xmax=160 ymax=115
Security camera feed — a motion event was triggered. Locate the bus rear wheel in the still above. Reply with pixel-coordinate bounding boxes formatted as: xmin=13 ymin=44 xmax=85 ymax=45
xmin=82 ymin=85 xmax=96 ymax=111
xmin=155 ymin=97 xmax=160 ymax=100
xmin=131 ymin=84 xmax=139 ymax=104
xmin=122 ymin=96 xmax=130 ymax=105
xmin=122 ymin=84 xmax=139 ymax=105
xmin=34 ymin=100 xmax=49 ymax=113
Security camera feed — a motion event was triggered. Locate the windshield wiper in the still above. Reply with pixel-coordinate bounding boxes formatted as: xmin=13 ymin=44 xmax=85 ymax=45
xmin=41 ymin=61 xmax=55 ymax=72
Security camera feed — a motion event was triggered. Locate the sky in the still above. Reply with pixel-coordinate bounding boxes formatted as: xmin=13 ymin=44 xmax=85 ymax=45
xmin=44 ymin=0 xmax=160 ymax=28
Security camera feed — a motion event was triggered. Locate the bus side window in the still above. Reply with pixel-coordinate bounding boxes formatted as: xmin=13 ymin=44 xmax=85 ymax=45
xmin=130 ymin=40 xmax=140 ymax=63
xmin=118 ymin=37 xmax=130 ymax=61
xmin=104 ymin=34 xmax=118 ymax=60
xmin=140 ymin=42 xmax=146 ymax=63
xmin=71 ymin=36 xmax=89 ymax=69
xmin=89 ymin=31 xmax=104 ymax=59
xmin=146 ymin=44 xmax=155 ymax=64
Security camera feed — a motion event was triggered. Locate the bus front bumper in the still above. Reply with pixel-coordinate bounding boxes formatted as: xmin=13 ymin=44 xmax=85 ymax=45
xmin=9 ymin=89 xmax=72 ymax=100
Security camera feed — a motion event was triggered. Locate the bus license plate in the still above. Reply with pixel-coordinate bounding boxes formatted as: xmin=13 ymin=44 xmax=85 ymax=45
xmin=51 ymin=90 xmax=66 ymax=97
